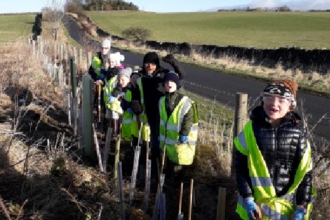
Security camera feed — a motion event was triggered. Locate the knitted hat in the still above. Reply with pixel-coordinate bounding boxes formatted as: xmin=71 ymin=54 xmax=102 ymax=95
xmin=101 ymin=38 xmax=111 ymax=48
xmin=118 ymin=67 xmax=132 ymax=79
xmin=109 ymin=52 xmax=125 ymax=66
xmin=262 ymin=79 xmax=298 ymax=108
xmin=163 ymin=71 xmax=181 ymax=88
xmin=143 ymin=52 xmax=160 ymax=67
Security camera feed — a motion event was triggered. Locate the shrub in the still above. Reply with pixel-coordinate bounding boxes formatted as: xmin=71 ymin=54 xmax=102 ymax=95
xmin=64 ymin=2 xmax=85 ymax=17
xmin=122 ymin=27 xmax=151 ymax=42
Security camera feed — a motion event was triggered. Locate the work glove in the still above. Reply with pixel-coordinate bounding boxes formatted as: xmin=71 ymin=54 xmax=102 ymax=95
xmin=162 ymin=54 xmax=176 ymax=66
xmin=97 ymin=73 xmax=105 ymax=80
xmin=244 ymin=197 xmax=259 ymax=220
xmin=127 ymin=108 xmax=134 ymax=114
xmin=108 ymin=95 xmax=116 ymax=104
xmin=292 ymin=207 xmax=306 ymax=220
xmin=131 ymin=100 xmax=142 ymax=114
xmin=179 ymin=135 xmax=189 ymax=143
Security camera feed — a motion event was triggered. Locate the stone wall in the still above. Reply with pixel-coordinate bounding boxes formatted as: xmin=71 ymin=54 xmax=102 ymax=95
xmin=73 ymin=13 xmax=330 ymax=74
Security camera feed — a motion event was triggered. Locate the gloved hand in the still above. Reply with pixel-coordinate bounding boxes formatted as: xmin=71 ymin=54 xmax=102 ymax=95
xmin=292 ymin=207 xmax=306 ymax=220
xmin=131 ymin=100 xmax=142 ymax=114
xmin=97 ymin=73 xmax=105 ymax=80
xmin=244 ymin=197 xmax=259 ymax=220
xmin=108 ymin=95 xmax=116 ymax=104
xmin=162 ymin=54 xmax=176 ymax=65
xmin=179 ymin=135 xmax=189 ymax=143
xmin=127 ymin=108 xmax=134 ymax=114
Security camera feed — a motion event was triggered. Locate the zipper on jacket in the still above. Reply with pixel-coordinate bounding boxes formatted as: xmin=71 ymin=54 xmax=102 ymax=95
xmin=273 ymin=127 xmax=278 ymax=189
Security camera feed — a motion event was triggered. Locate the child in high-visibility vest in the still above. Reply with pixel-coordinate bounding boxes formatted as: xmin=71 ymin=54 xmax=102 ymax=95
xmin=159 ymin=71 xmax=198 ymax=185
xmin=107 ymin=67 xmax=132 ymax=136
xmin=234 ymin=79 xmax=314 ymax=220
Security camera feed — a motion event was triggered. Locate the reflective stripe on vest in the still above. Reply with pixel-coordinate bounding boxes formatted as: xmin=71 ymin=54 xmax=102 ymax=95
xmin=235 ymin=120 xmax=314 ymax=220
xmin=103 ymin=75 xmax=123 ymax=114
xmin=159 ymin=95 xmax=198 ymax=164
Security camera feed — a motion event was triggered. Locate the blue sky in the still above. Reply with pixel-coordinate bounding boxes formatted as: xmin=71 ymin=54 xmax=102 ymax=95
xmin=1 ymin=0 xmax=330 ymax=13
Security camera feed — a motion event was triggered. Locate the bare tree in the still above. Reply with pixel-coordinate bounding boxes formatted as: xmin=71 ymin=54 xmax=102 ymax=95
xmin=42 ymin=0 xmax=65 ymax=41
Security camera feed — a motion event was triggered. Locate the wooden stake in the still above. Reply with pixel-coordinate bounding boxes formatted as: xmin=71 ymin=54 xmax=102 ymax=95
xmin=178 ymin=182 xmax=184 ymax=215
xmin=188 ymin=179 xmax=194 ymax=220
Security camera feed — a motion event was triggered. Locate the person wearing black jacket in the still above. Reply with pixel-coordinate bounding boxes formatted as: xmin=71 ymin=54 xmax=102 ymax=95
xmin=131 ymin=52 xmax=185 ymax=180
xmin=234 ymin=79 xmax=313 ymax=220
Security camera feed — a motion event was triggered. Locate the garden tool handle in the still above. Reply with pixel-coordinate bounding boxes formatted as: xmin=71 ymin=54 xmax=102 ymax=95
xmin=252 ymin=206 xmax=262 ymax=220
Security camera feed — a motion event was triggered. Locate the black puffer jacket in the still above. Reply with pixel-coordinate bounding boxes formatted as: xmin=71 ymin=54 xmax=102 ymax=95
xmin=131 ymin=61 xmax=185 ymax=126
xmin=235 ymin=106 xmax=312 ymax=207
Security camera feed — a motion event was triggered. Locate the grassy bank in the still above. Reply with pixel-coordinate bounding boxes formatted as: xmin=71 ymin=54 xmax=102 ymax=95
xmin=87 ymin=11 xmax=330 ymax=49
xmin=0 ymin=13 xmax=35 ymax=43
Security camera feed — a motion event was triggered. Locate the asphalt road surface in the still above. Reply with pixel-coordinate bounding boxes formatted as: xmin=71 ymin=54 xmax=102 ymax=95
xmin=63 ymin=16 xmax=330 ymax=141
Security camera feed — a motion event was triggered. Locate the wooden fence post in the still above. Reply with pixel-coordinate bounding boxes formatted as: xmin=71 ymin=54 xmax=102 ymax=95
xmin=82 ymin=74 xmax=93 ymax=158
xmin=234 ymin=93 xmax=248 ymax=137
xmin=216 ymin=187 xmax=226 ymax=220
xmin=231 ymin=93 xmax=248 ymax=177
xmin=188 ymin=179 xmax=194 ymax=220
xmin=70 ymin=56 xmax=77 ymax=135
xmin=39 ymin=40 xmax=44 ymax=58
xmin=79 ymin=48 xmax=83 ymax=67
xmin=87 ymin=51 xmax=92 ymax=71
xmin=32 ymin=40 xmax=36 ymax=56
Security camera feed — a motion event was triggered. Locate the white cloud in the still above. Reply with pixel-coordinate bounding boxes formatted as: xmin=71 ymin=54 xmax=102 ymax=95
xmin=250 ymin=0 xmax=278 ymax=8
xmin=288 ymin=0 xmax=330 ymax=10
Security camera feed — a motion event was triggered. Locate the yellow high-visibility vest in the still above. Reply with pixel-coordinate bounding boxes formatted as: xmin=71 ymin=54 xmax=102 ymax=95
xmin=121 ymin=90 xmax=139 ymax=141
xmin=103 ymin=75 xmax=123 ymax=114
xmin=91 ymin=55 xmax=103 ymax=77
xmin=235 ymin=121 xmax=316 ymax=220
xmin=159 ymin=95 xmax=198 ymax=165
xmin=136 ymin=77 xmax=150 ymax=141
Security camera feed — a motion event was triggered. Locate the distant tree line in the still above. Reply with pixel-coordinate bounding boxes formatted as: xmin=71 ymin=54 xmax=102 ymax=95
xmin=66 ymin=0 xmax=139 ymax=11
xmin=218 ymin=6 xmax=330 ymax=12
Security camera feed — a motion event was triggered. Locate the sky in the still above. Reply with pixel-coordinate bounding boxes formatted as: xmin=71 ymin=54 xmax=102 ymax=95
xmin=1 ymin=0 xmax=330 ymax=14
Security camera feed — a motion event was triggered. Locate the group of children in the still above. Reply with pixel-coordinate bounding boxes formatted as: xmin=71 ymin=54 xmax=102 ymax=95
xmin=88 ymin=38 xmax=314 ymax=220
xmin=88 ymin=38 xmax=197 ymax=184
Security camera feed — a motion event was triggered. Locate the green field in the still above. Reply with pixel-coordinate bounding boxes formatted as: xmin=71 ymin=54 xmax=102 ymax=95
xmin=0 ymin=14 xmax=35 ymax=43
xmin=87 ymin=11 xmax=330 ymax=49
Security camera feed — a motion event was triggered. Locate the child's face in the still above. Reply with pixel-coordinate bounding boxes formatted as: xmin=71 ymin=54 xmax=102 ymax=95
xmin=118 ymin=75 xmax=130 ymax=88
xmin=110 ymin=59 xmax=118 ymax=68
xmin=164 ymin=80 xmax=177 ymax=93
xmin=262 ymin=94 xmax=291 ymax=122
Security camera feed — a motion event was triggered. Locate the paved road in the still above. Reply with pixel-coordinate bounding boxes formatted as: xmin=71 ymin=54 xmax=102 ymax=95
xmin=63 ymin=16 xmax=330 ymax=141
